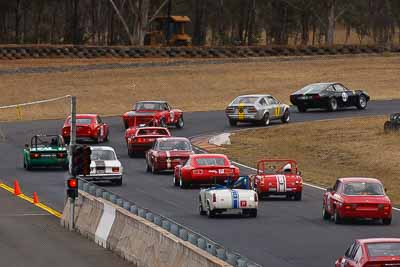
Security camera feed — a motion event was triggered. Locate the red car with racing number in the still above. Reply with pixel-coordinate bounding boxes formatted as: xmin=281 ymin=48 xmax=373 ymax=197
xmin=122 ymin=101 xmax=184 ymax=129
xmin=145 ymin=137 xmax=194 ymax=173
xmin=125 ymin=126 xmax=171 ymax=157
xmin=173 ymin=154 xmax=240 ymax=189
xmin=323 ymin=177 xmax=392 ymax=225
xmin=62 ymin=114 xmax=109 ymax=144
xmin=250 ymin=159 xmax=303 ymax=200
xmin=335 ymin=238 xmax=400 ymax=267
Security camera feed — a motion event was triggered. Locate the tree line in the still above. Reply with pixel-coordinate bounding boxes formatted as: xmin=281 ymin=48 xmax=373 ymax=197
xmin=0 ymin=0 xmax=399 ymax=46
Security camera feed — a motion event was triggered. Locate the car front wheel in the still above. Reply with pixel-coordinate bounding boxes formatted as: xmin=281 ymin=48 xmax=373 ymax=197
xmin=229 ymin=119 xmax=237 ymax=126
xmin=281 ymin=109 xmax=290 ymax=123
xmin=176 ymin=116 xmax=184 ymax=129
xmin=356 ymin=95 xmax=368 ymax=110
xmin=334 ymin=209 xmax=342 ymax=224
xmin=322 ymin=205 xmax=331 ymax=220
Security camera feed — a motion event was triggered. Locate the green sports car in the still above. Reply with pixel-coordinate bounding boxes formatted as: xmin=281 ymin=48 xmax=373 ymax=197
xmin=23 ymin=135 xmax=69 ymax=170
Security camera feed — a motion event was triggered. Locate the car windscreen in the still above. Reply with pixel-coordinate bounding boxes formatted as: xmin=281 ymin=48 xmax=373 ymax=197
xmin=294 ymin=84 xmax=328 ymax=95
xmin=231 ymin=96 xmax=259 ymax=105
xmin=195 ymin=157 xmax=226 ymax=166
xmin=343 ymin=182 xmax=384 ymax=196
xmin=33 ymin=136 xmax=60 ymax=147
xmin=67 ymin=118 xmax=92 ymax=125
xmin=135 ymin=102 xmax=162 ymax=111
xmin=91 ymin=150 xmax=116 ymax=161
xmin=367 ymin=243 xmax=400 ymax=257
xmin=138 ymin=129 xmax=168 ymax=135
xmin=158 ymin=140 xmax=191 ymax=151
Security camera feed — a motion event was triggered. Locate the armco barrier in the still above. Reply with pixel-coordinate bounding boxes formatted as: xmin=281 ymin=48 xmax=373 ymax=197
xmin=0 ymin=44 xmax=397 ymax=60
xmin=61 ymin=178 xmax=261 ymax=267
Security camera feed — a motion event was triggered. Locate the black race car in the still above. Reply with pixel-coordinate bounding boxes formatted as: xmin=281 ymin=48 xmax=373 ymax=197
xmin=290 ymin=82 xmax=370 ymax=112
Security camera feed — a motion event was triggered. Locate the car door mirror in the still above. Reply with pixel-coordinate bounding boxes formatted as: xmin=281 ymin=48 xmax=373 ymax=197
xmin=385 ymin=188 xmax=387 ymax=193
xmin=24 ymin=144 xmax=29 ymax=149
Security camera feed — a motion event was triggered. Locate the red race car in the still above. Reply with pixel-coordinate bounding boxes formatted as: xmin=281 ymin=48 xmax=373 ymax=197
xmin=125 ymin=126 xmax=171 ymax=157
xmin=145 ymin=137 xmax=194 ymax=173
xmin=335 ymin=238 xmax=400 ymax=267
xmin=251 ymin=159 xmax=303 ymax=200
xmin=62 ymin=114 xmax=109 ymax=144
xmin=122 ymin=101 xmax=184 ymax=129
xmin=323 ymin=177 xmax=392 ymax=225
xmin=173 ymin=154 xmax=240 ymax=189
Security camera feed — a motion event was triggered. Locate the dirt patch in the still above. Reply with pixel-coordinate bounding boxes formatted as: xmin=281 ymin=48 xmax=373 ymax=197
xmin=215 ymin=116 xmax=400 ymax=205
xmin=0 ymin=55 xmax=400 ymax=121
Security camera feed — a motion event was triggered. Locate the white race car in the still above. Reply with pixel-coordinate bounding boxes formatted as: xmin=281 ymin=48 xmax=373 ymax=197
xmin=79 ymin=146 xmax=123 ymax=185
xmin=199 ymin=176 xmax=258 ymax=218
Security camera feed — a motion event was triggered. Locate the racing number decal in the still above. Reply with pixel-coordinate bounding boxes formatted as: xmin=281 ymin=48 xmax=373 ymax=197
xmin=238 ymin=103 xmax=245 ymax=121
xmin=274 ymin=106 xmax=281 ymax=117
xmin=240 ymin=200 xmax=247 ymax=207
xmin=341 ymin=92 xmax=348 ymax=102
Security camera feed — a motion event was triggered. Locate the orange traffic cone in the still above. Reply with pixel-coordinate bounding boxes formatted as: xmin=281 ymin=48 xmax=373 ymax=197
xmin=14 ymin=180 xmax=21 ymax=195
xmin=33 ymin=192 xmax=39 ymax=204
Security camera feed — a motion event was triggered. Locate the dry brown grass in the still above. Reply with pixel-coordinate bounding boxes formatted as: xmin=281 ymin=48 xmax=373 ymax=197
xmin=216 ymin=116 xmax=400 ymax=205
xmin=1 ymin=55 xmax=400 ymax=121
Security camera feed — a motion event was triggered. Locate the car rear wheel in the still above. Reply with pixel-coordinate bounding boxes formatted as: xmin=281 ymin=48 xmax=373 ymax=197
xmin=322 ymin=205 xmax=331 ymax=220
xmin=114 ymin=177 xmax=122 ymax=186
xmin=297 ymin=105 xmax=307 ymax=113
xmin=334 ymin=209 xmax=342 ymax=224
xmin=228 ymin=119 xmax=237 ymax=126
xmin=151 ymin=163 xmax=158 ymax=174
xmin=356 ymin=94 xmax=368 ymax=110
xmin=384 ymin=121 xmax=392 ymax=133
xmin=260 ymin=113 xmax=270 ymax=126
xmin=128 ymin=148 xmax=135 ymax=158
xmin=249 ymin=209 xmax=257 ymax=218
xmin=146 ymin=161 xmax=151 ymax=172
xmin=281 ymin=109 xmax=290 ymax=123
xmin=173 ymin=174 xmax=179 ymax=186
xmin=199 ymin=199 xmax=206 ymax=216
xmin=179 ymin=178 xmax=188 ymax=189
xmin=382 ymin=217 xmax=392 ymax=225
xmin=328 ymin=98 xmax=338 ymax=112
xmin=176 ymin=116 xmax=184 ymax=129
xmin=206 ymin=204 xmax=215 ymax=218
xmin=294 ymin=192 xmax=302 ymax=201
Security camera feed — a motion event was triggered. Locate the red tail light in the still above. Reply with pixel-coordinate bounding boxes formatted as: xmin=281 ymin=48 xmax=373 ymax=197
xmin=247 ymin=107 xmax=257 ymax=113
xmin=212 ymin=193 xmax=216 ymax=202
xmin=224 ymin=168 xmax=233 ymax=174
xmin=254 ymin=192 xmax=258 ymax=202
xmin=312 ymin=95 xmax=320 ymax=100
xmin=192 ymin=169 xmax=203 ymax=175
xmin=112 ymin=167 xmax=120 ymax=173
xmin=57 ymin=153 xmax=66 ymax=158
xmin=30 ymin=153 xmax=40 ymax=159
xmin=135 ymin=138 xmax=144 ymax=143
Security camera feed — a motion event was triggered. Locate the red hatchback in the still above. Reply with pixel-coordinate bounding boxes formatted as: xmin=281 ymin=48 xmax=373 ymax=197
xmin=173 ymin=154 xmax=240 ymax=189
xmin=323 ymin=177 xmax=392 ymax=225
xmin=145 ymin=137 xmax=194 ymax=173
xmin=335 ymin=238 xmax=400 ymax=267
xmin=251 ymin=159 xmax=303 ymax=200
xmin=62 ymin=114 xmax=109 ymax=144
xmin=125 ymin=126 xmax=171 ymax=157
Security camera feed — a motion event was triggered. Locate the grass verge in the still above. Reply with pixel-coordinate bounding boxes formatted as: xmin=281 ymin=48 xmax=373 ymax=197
xmin=215 ymin=116 xmax=400 ymax=205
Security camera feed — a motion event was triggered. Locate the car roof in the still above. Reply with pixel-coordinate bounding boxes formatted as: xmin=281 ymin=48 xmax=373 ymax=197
xmin=67 ymin=114 xmax=98 ymax=119
xmin=358 ymin=238 xmax=400 ymax=244
xmin=137 ymin=127 xmax=168 ymax=130
xmin=156 ymin=137 xmax=189 ymax=142
xmin=136 ymin=101 xmax=167 ymax=104
xmin=235 ymin=94 xmax=271 ymax=98
xmin=90 ymin=146 xmax=115 ymax=151
xmin=190 ymin=153 xmax=228 ymax=159
xmin=338 ymin=177 xmax=382 ymax=184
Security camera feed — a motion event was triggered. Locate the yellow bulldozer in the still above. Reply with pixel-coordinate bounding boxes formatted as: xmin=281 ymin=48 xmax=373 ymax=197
xmin=144 ymin=16 xmax=191 ymax=46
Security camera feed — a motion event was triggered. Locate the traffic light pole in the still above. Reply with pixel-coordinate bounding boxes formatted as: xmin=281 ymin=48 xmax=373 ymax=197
xmin=69 ymin=96 xmax=77 ymax=231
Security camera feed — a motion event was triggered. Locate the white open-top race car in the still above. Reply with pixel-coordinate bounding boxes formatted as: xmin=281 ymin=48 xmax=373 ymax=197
xmin=199 ymin=176 xmax=258 ymax=218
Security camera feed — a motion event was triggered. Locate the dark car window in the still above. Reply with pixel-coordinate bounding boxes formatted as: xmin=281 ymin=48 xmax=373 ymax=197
xmin=333 ymin=180 xmax=340 ymax=191
xmin=345 ymin=242 xmax=356 ymax=258
xmin=195 ymin=157 xmax=226 ymax=166
xmin=259 ymin=98 xmax=267 ymax=106
xmin=135 ymin=102 xmax=162 ymax=111
xmin=97 ymin=116 xmax=103 ymax=124
xmin=267 ymin=96 xmax=278 ymax=105
xmin=232 ymin=96 xmax=259 ymax=105
xmin=326 ymin=85 xmax=335 ymax=92
xmin=334 ymin=84 xmax=346 ymax=92
xmin=343 ymin=182 xmax=384 ymax=196
xmin=91 ymin=150 xmax=116 ymax=161
xmin=67 ymin=118 xmax=93 ymax=125
xmin=157 ymin=139 xmax=192 ymax=151
xmin=294 ymin=84 xmax=328 ymax=94
xmin=138 ymin=128 xmax=169 ymax=136
xmin=367 ymin=242 xmax=400 ymax=257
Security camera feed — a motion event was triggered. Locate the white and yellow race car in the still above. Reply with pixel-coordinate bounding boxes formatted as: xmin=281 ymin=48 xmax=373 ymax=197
xmin=225 ymin=94 xmax=290 ymax=126
xmin=199 ymin=176 xmax=258 ymax=218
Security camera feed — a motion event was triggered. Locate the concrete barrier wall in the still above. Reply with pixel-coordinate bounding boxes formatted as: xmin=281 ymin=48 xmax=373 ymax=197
xmin=61 ymin=191 xmax=231 ymax=267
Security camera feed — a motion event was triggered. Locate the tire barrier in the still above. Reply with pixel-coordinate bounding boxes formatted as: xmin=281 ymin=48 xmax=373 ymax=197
xmin=62 ymin=178 xmax=261 ymax=267
xmin=0 ymin=44 xmax=397 ymax=60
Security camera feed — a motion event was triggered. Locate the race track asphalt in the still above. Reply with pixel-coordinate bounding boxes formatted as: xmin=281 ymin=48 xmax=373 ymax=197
xmin=0 ymin=100 xmax=399 ymax=267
